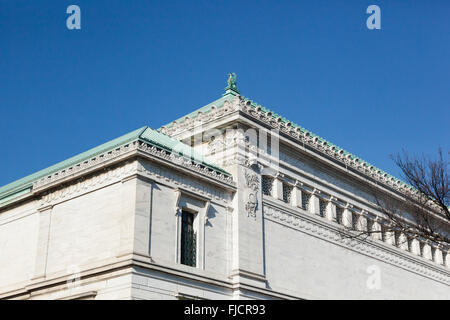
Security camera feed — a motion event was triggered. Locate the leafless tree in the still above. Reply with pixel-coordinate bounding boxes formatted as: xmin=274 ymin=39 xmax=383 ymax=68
xmin=340 ymin=148 xmax=449 ymax=249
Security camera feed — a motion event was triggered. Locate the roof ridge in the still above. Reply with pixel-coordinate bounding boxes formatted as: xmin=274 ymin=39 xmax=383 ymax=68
xmin=161 ymin=94 xmax=235 ymax=130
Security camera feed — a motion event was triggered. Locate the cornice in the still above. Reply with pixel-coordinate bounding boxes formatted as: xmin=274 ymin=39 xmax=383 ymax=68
xmin=31 ymin=140 xmax=235 ymax=194
xmin=161 ymin=95 xmax=438 ymax=211
xmin=137 ymin=161 xmax=230 ymax=206
xmin=31 ymin=141 xmax=141 ymax=193
xmin=0 ymin=139 xmax=236 ymax=211
xmin=136 ymin=141 xmax=235 ymax=187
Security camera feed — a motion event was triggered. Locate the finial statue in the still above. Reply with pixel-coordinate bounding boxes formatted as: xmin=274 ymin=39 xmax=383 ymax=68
xmin=227 ymin=73 xmax=236 ymax=87
xmin=225 ymin=73 xmax=240 ymax=94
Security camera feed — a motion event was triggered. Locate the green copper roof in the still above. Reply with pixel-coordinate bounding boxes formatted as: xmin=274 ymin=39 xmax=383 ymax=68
xmin=0 ymin=126 xmax=230 ymax=206
xmin=164 ymin=93 xmax=236 ymax=129
xmin=239 ymin=95 xmax=408 ymax=187
xmin=162 ymin=73 xmax=241 ymax=129
xmin=139 ymin=127 xmax=229 ymax=175
xmin=160 ymin=75 xmax=411 ymax=191
xmin=0 ymin=126 xmax=147 ymax=205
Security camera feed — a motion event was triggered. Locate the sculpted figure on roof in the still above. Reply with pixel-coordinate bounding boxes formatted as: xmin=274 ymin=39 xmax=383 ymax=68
xmin=226 ymin=73 xmax=239 ymax=93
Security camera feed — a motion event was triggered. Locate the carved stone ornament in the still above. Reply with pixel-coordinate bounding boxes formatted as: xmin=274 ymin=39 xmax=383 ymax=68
xmin=245 ymin=193 xmax=258 ymax=219
xmin=162 ymin=94 xmax=426 ymax=203
xmin=244 ymin=169 xmax=259 ymax=218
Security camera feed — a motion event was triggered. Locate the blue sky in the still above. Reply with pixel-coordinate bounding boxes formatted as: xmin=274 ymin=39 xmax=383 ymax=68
xmin=0 ymin=0 xmax=449 ymax=187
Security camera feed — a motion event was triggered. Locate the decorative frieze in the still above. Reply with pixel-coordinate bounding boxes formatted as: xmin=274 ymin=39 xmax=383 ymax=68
xmin=38 ymin=161 xmax=137 ymax=208
xmin=38 ymin=152 xmax=233 ymax=210
xmin=138 ymin=160 xmax=230 ymax=204
xmin=34 ymin=142 xmax=140 ymax=190
xmin=137 ymin=141 xmax=235 ymax=186
xmin=33 ymin=140 xmax=235 ymax=197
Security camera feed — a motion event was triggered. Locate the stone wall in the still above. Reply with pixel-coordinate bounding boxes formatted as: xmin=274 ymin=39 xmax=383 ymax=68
xmin=263 ymin=202 xmax=450 ymax=299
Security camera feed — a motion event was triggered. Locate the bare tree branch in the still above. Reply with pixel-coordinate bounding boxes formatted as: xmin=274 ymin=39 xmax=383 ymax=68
xmin=339 ymin=148 xmax=450 ymax=250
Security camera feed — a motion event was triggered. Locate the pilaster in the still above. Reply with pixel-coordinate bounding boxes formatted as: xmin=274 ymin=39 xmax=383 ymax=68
xmin=117 ymin=176 xmax=138 ymax=257
xmin=32 ymin=205 xmax=53 ymax=280
xmin=229 ymin=154 xmax=266 ymax=288
xmin=133 ymin=177 xmax=153 ymax=256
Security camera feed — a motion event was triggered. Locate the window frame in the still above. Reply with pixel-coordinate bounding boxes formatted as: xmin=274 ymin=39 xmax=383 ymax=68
xmin=180 ymin=209 xmax=197 ymax=267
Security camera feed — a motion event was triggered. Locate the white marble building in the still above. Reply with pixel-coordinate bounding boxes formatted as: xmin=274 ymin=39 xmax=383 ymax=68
xmin=0 ymin=77 xmax=449 ymax=300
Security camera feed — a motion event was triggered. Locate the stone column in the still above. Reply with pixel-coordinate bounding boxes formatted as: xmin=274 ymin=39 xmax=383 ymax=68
xmin=398 ymin=233 xmax=408 ymax=251
xmin=371 ymin=218 xmax=382 ymax=240
xmin=433 ymin=246 xmax=444 ymax=265
xmin=33 ymin=205 xmax=53 ymax=280
xmin=309 ymin=189 xmax=321 ymax=216
xmin=273 ymin=173 xmax=283 ymax=201
xmin=326 ymin=198 xmax=337 ymax=222
xmin=384 ymin=225 xmax=395 ymax=245
xmin=292 ymin=181 xmax=303 ymax=208
xmin=342 ymin=204 xmax=353 ymax=228
xmin=423 ymin=242 xmax=433 ymax=260
xmin=357 ymin=211 xmax=368 ymax=231
xmin=410 ymin=238 xmax=421 ymax=255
